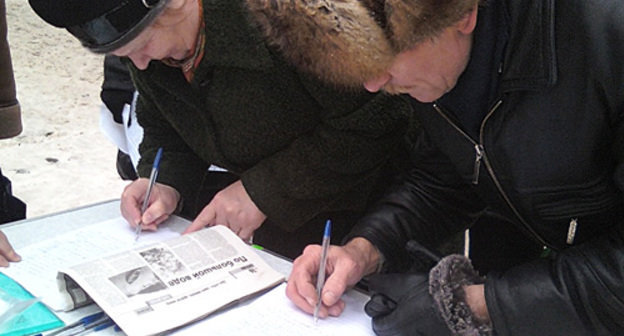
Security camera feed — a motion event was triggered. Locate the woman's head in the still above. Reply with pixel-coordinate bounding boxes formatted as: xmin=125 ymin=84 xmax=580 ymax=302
xmin=29 ymin=0 xmax=171 ymax=53
xmin=29 ymin=0 xmax=200 ymax=70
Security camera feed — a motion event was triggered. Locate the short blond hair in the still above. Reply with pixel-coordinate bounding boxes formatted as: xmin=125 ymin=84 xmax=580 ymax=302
xmin=384 ymin=0 xmax=480 ymax=51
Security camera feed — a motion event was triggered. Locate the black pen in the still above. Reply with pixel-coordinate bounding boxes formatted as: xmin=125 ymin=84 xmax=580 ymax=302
xmin=135 ymin=147 xmax=163 ymax=241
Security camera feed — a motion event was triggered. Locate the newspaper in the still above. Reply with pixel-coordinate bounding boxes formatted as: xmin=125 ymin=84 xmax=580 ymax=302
xmin=56 ymin=225 xmax=285 ymax=336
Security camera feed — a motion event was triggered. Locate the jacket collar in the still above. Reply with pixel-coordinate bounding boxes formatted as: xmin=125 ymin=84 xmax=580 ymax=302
xmin=199 ymin=0 xmax=274 ymax=70
xmin=500 ymin=0 xmax=557 ymax=92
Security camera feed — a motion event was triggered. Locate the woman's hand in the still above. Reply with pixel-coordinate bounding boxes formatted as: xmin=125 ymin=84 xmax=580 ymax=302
xmin=120 ymin=178 xmax=181 ymax=231
xmin=183 ymin=180 xmax=266 ymax=241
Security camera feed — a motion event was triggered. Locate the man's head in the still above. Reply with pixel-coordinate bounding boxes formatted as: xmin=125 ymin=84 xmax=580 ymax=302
xmin=28 ymin=0 xmax=169 ymax=54
xmin=246 ymin=0 xmax=480 ymax=101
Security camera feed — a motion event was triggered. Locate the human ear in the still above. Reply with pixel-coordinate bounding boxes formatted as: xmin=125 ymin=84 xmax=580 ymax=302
xmin=456 ymin=5 xmax=479 ymax=35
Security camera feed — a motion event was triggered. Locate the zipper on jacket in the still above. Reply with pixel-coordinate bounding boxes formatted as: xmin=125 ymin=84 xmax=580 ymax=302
xmin=433 ymin=101 xmax=551 ymax=248
xmin=566 ymin=218 xmax=578 ymax=245
xmin=427 ymin=106 xmax=485 ymax=184
xmin=473 ymin=144 xmax=484 ymax=184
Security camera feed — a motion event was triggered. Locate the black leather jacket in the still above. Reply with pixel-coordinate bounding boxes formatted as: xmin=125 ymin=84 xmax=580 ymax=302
xmin=349 ymin=0 xmax=624 ymax=334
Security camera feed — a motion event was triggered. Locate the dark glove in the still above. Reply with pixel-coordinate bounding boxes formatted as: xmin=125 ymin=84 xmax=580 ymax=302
xmin=365 ymin=240 xmax=492 ymax=336
xmin=365 ymin=272 xmax=452 ymax=336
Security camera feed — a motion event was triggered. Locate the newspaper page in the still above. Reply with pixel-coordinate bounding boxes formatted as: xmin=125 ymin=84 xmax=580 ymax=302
xmin=1 ymin=216 xmax=187 ymax=312
xmin=57 ymin=225 xmax=285 ymax=336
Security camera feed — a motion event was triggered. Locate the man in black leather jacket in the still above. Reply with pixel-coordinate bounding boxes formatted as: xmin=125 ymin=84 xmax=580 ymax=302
xmin=247 ymin=0 xmax=624 ymax=335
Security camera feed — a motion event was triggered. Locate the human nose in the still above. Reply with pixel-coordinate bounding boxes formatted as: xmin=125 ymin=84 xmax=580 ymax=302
xmin=128 ymin=53 xmax=151 ymax=70
xmin=363 ymin=73 xmax=391 ymax=93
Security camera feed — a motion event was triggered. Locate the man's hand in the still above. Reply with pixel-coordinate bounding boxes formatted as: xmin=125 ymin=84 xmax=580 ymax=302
xmin=365 ymin=272 xmax=453 ymax=336
xmin=0 ymin=230 xmax=20 ymax=267
xmin=120 ymin=178 xmax=181 ymax=231
xmin=286 ymin=237 xmax=381 ymax=319
xmin=183 ymin=180 xmax=266 ymax=241
xmin=366 ymin=252 xmax=491 ymax=336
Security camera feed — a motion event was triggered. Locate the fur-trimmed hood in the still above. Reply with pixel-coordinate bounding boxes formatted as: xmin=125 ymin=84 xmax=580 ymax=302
xmin=245 ymin=0 xmax=479 ymax=88
xmin=245 ymin=0 xmax=395 ymax=88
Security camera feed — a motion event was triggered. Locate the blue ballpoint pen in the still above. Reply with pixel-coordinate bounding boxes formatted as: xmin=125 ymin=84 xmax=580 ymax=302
xmin=313 ymin=219 xmax=331 ymax=323
xmin=47 ymin=312 xmax=105 ymax=336
xmin=135 ymin=147 xmax=163 ymax=241
xmin=72 ymin=318 xmax=115 ymax=336
xmin=92 ymin=320 xmax=115 ymax=332
xmin=64 ymin=316 xmax=114 ymax=336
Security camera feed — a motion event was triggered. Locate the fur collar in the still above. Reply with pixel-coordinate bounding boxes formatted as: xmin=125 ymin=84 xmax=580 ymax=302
xmin=245 ymin=0 xmax=395 ymax=88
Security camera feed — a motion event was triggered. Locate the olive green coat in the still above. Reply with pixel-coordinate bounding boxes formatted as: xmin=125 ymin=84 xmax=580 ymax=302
xmin=129 ymin=0 xmax=413 ymax=232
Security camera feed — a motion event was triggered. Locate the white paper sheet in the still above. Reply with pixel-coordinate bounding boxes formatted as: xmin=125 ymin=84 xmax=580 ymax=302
xmin=175 ymin=282 xmax=374 ymax=336
xmin=99 ymin=94 xmax=143 ymax=168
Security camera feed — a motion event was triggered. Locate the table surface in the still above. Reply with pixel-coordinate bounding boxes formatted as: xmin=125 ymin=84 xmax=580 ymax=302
xmin=1 ymin=199 xmax=297 ymax=335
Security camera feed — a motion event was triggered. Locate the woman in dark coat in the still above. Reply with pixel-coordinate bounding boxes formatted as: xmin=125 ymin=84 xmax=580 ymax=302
xmin=28 ymin=0 xmax=414 ymax=258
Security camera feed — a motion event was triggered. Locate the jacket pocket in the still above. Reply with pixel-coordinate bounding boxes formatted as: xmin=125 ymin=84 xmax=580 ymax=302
xmin=522 ymin=176 xmax=622 ymax=248
xmin=528 ymin=176 xmax=620 ymax=219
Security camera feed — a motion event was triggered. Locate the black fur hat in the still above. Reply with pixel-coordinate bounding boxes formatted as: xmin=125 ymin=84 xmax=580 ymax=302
xmin=28 ymin=0 xmax=169 ymax=53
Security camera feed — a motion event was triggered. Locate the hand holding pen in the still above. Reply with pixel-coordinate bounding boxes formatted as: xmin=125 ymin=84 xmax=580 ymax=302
xmin=120 ymin=148 xmax=181 ymax=238
xmin=285 ymin=234 xmax=380 ymax=320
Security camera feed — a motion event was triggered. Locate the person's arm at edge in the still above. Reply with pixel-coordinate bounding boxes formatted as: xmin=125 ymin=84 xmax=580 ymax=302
xmin=0 ymin=231 xmax=20 ymax=267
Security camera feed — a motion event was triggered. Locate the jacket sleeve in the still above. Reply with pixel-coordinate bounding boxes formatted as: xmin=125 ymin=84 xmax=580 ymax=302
xmin=240 ymin=78 xmax=413 ymax=230
xmin=485 ymin=222 xmax=624 ymax=336
xmin=485 ymin=87 xmax=624 ymax=336
xmin=345 ymin=128 xmax=486 ymax=272
xmin=133 ymin=80 xmax=209 ymax=207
